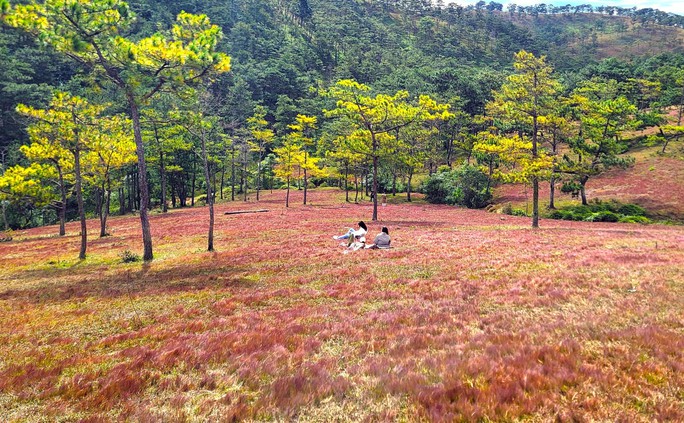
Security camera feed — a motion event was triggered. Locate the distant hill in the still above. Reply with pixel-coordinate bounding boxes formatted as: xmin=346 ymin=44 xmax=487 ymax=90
xmin=505 ymin=13 xmax=684 ymax=66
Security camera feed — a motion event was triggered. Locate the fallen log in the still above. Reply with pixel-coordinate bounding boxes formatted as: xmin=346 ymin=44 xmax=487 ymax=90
xmin=224 ymin=209 xmax=270 ymax=215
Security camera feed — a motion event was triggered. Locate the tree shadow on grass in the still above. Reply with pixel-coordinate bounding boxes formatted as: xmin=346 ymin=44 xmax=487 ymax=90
xmin=0 ymin=260 xmax=254 ymax=304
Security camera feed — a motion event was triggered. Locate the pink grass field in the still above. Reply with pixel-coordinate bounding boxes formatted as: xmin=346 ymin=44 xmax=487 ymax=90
xmin=1 ymin=189 xmax=683 ymax=421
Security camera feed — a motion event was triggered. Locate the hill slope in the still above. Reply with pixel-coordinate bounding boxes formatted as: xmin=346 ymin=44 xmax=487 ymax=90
xmin=495 ymin=147 xmax=684 ymax=221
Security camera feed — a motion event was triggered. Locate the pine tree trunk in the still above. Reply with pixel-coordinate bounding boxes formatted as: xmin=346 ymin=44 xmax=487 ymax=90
xmin=231 ymin=146 xmax=236 ymax=201
xmin=286 ymin=177 xmax=290 ymax=208
xmin=128 ymin=96 xmax=153 ymax=261
xmin=98 ymin=183 xmax=106 ymax=237
xmin=407 ymin=170 xmax=413 ymax=202
xmin=191 ymin=159 xmax=197 ymax=206
xmin=580 ymin=176 xmax=589 ymax=206
xmin=73 ymin=147 xmax=87 ymax=260
xmin=127 ymin=172 xmax=133 ymax=212
xmin=243 ymin=155 xmax=248 ymax=202
xmin=220 ymin=164 xmax=225 ymax=200
xmin=303 ymin=152 xmax=308 ymax=205
xmin=57 ymin=166 xmax=66 ymax=236
xmin=345 ymin=166 xmax=349 ymax=202
xmin=95 ymin=187 xmax=103 ymax=225
xmin=212 ymin=167 xmax=217 ymax=203
xmin=532 ymin=177 xmax=539 ymax=228
xmin=531 ymin=109 xmax=539 ymax=228
xmin=446 ymin=136 xmax=453 ymax=167
xmin=160 ymin=150 xmax=168 ymax=213
xmin=371 ymin=133 xmax=379 ymax=221
xmin=134 ymin=172 xmax=141 ymax=211
xmin=200 ymin=130 xmax=215 ymax=252
xmin=257 ymin=159 xmax=261 ymax=201
xmin=548 ymin=174 xmax=556 ymax=209
xmin=119 ymin=186 xmax=125 ymax=216
xmin=303 ymin=169 xmax=308 ymax=205
xmin=100 ymin=185 xmax=111 ymax=237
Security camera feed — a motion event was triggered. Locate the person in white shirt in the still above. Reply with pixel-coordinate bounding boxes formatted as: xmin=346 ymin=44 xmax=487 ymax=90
xmin=333 ymin=221 xmax=367 ymax=247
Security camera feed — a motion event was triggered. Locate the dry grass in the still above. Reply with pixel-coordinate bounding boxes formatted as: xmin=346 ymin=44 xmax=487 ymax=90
xmin=1 ymin=189 xmax=683 ymax=421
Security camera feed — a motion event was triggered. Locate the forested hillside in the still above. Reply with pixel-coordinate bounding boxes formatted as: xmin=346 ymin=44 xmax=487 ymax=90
xmin=1 ymin=0 xmax=683 ymax=240
xmin=1 ymin=2 xmax=684 ymax=420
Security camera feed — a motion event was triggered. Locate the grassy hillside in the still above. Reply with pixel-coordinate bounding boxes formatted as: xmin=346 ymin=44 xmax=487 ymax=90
xmin=507 ymin=13 xmax=684 ymax=64
xmin=495 ymin=147 xmax=684 ymax=221
xmin=1 ymin=190 xmax=683 ymax=420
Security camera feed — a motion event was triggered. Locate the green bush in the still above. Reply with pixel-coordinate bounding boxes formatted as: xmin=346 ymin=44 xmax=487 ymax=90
xmin=422 ymin=165 xmax=492 ymax=208
xmin=585 ymin=211 xmax=620 ymax=222
xmin=510 ymin=209 xmax=528 ymax=217
xmin=618 ymin=216 xmax=651 ymax=224
xmin=617 ymin=203 xmax=646 ymax=216
xmin=548 ymin=210 xmax=564 ymax=219
xmin=560 ymin=181 xmax=581 ymax=194
xmin=422 ymin=171 xmax=453 ymax=204
xmin=548 ymin=201 xmax=649 ymax=224
xmin=119 ymin=249 xmax=141 ymax=263
xmin=568 ymin=211 xmax=585 ymax=221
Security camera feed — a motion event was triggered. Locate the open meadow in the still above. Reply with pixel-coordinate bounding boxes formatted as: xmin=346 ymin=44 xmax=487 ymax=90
xmin=1 ymin=189 xmax=683 ymax=421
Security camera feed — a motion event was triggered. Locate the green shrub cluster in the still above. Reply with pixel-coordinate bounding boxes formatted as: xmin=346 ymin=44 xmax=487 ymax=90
xmin=422 ymin=165 xmax=492 ymax=208
xmin=119 ymin=249 xmax=141 ymax=263
xmin=548 ymin=200 xmax=649 ymax=223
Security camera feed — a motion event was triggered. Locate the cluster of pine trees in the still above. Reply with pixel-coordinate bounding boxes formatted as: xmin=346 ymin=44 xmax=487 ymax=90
xmin=0 ymin=0 xmax=683 ymax=260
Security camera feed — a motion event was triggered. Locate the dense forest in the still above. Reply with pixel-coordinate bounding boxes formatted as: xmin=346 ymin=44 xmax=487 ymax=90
xmin=0 ymin=0 xmax=683 ymax=259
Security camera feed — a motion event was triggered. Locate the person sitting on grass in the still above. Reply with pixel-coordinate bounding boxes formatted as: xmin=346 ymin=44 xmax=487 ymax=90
xmin=333 ymin=221 xmax=367 ymax=247
xmin=365 ymin=227 xmax=391 ymax=249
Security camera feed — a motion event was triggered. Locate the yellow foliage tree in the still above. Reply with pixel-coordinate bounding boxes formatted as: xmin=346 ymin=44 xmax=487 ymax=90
xmin=3 ymin=0 xmax=231 ymax=260
xmin=481 ymin=50 xmax=560 ymax=227
xmin=323 ymin=79 xmax=451 ymax=220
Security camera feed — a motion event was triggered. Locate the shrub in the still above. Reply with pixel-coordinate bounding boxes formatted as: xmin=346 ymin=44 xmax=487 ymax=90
xmin=422 ymin=165 xmax=491 ymax=208
xmin=618 ymin=216 xmax=651 ymax=224
xmin=422 ymin=171 xmax=453 ymax=204
xmin=548 ymin=210 xmax=565 ymax=219
xmin=560 ymin=181 xmax=581 ymax=194
xmin=510 ymin=209 xmax=528 ymax=217
xmin=568 ymin=211 xmax=585 ymax=221
xmin=585 ymin=211 xmax=620 ymax=222
xmin=617 ymin=203 xmax=646 ymax=216
xmin=119 ymin=250 xmax=141 ymax=263
xmin=548 ymin=201 xmax=648 ymax=224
